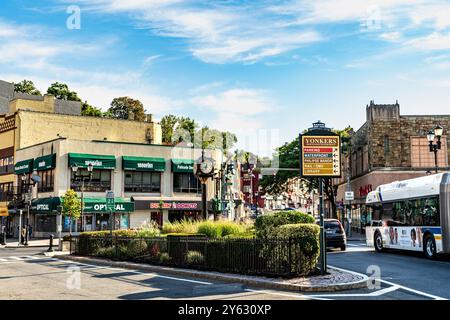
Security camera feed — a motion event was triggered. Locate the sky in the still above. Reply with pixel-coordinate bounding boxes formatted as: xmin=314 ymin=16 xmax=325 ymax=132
xmin=1 ymin=0 xmax=450 ymax=156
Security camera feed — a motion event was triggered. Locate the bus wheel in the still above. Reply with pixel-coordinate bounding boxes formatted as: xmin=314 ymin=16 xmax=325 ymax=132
xmin=424 ymin=235 xmax=436 ymax=259
xmin=374 ymin=232 xmax=383 ymax=252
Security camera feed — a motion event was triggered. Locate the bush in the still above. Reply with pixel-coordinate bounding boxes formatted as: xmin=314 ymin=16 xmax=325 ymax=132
xmin=255 ymin=211 xmax=315 ymax=239
xmin=185 ymin=250 xmax=205 ymax=265
xmin=136 ymin=221 xmax=160 ymax=237
xmin=161 ymin=219 xmax=199 ymax=234
xmin=277 ymin=224 xmax=320 ymax=258
xmin=197 ymin=221 xmax=222 ymax=238
xmin=159 ymin=252 xmax=171 ymax=264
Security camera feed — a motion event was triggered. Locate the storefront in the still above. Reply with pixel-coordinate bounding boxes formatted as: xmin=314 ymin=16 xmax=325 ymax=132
xmin=30 ymin=197 xmax=61 ymax=238
xmin=81 ymin=197 xmax=134 ymax=231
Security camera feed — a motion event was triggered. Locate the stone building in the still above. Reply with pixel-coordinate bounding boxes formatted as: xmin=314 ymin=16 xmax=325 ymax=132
xmin=335 ymin=101 xmax=450 ymax=232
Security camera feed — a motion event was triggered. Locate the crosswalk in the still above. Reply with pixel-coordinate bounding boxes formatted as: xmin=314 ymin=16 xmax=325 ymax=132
xmin=0 ymin=255 xmax=48 ymax=263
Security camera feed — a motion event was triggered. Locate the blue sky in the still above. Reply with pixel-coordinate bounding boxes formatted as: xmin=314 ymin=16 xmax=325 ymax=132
xmin=1 ymin=0 xmax=450 ymax=156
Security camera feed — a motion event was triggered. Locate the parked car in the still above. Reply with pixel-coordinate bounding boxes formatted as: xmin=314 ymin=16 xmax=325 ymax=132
xmin=316 ymin=219 xmax=347 ymax=251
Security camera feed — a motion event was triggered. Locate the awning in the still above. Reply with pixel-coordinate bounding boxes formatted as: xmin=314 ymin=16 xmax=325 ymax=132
xmin=14 ymin=158 xmax=34 ymax=174
xmin=122 ymin=156 xmax=166 ymax=172
xmin=82 ymin=197 xmax=134 ymax=213
xmin=30 ymin=197 xmax=61 ymax=214
xmin=68 ymin=153 xmax=116 ymax=169
xmin=171 ymin=159 xmax=195 ymax=173
xmin=33 ymin=154 xmax=56 ymax=171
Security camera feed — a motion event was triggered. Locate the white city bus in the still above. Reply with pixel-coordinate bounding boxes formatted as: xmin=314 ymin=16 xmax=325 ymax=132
xmin=365 ymin=173 xmax=450 ymax=259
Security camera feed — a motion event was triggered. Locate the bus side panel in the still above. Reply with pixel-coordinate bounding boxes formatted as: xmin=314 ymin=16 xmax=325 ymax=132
xmin=366 ymin=227 xmax=375 ymax=247
xmin=440 ymin=173 xmax=450 ymax=253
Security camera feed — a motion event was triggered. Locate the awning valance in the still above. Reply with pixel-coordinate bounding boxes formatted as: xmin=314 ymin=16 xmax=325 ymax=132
xmin=33 ymin=154 xmax=56 ymax=171
xmin=171 ymin=159 xmax=195 ymax=173
xmin=68 ymin=153 xmax=116 ymax=169
xmin=30 ymin=197 xmax=61 ymax=214
xmin=82 ymin=197 xmax=134 ymax=213
xmin=14 ymin=159 xmax=34 ymax=174
xmin=122 ymin=156 xmax=166 ymax=172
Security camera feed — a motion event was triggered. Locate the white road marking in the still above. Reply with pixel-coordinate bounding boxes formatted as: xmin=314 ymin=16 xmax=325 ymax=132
xmin=245 ymin=289 xmax=330 ymax=300
xmin=59 ymin=259 xmax=213 ymax=285
xmin=0 ymin=258 xmax=7 ymax=262
xmin=309 ymin=285 xmax=399 ymax=298
xmin=10 ymin=256 xmax=25 ymax=260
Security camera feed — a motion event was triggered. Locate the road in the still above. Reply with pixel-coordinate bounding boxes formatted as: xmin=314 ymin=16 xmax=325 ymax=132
xmin=0 ymin=244 xmax=449 ymax=300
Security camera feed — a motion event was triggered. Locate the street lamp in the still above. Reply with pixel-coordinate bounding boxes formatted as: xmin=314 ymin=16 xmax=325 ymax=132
xmin=71 ymin=163 xmax=93 ymax=232
xmin=427 ymin=125 xmax=444 ymax=174
xmin=21 ymin=172 xmax=39 ymax=246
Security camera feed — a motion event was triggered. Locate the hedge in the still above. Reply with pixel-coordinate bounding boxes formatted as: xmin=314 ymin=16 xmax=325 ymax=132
xmin=254 ymin=210 xmax=315 ymax=239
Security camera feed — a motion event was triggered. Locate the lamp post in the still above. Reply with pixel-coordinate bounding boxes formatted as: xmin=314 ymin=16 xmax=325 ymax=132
xmin=71 ymin=163 xmax=93 ymax=232
xmin=20 ymin=172 xmax=39 ymax=246
xmin=426 ymin=125 xmax=444 ymax=174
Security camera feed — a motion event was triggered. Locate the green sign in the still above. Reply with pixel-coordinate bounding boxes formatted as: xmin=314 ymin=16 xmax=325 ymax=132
xmin=82 ymin=197 xmax=134 ymax=213
xmin=106 ymin=191 xmax=115 ymax=211
xmin=30 ymin=197 xmax=62 ymax=213
xmin=68 ymin=153 xmax=116 ymax=169
xmin=33 ymin=154 xmax=56 ymax=171
xmin=122 ymin=156 xmax=166 ymax=172
xmin=14 ymin=158 xmax=34 ymax=174
xmin=171 ymin=159 xmax=195 ymax=173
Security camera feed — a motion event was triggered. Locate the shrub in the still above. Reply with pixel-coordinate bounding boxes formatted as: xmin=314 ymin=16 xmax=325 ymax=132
xmin=197 ymin=221 xmax=222 ymax=238
xmin=136 ymin=221 xmax=160 ymax=237
xmin=162 ymin=219 xmax=199 ymax=234
xmin=185 ymin=250 xmax=205 ymax=265
xmin=94 ymin=246 xmax=116 ymax=258
xmin=255 ymin=211 xmax=315 ymax=239
xmin=219 ymin=221 xmax=245 ymax=237
xmin=159 ymin=252 xmax=171 ymax=264
xmin=277 ymin=224 xmax=320 ymax=257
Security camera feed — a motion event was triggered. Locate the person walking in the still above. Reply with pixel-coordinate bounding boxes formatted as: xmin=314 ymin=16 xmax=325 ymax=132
xmin=28 ymin=225 xmax=33 ymax=240
xmin=21 ymin=226 xmax=26 ymax=244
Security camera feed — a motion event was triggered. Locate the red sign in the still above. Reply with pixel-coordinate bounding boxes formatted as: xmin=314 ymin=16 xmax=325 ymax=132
xmin=359 ymin=185 xmax=373 ymax=197
xmin=149 ymin=201 xmax=200 ymax=210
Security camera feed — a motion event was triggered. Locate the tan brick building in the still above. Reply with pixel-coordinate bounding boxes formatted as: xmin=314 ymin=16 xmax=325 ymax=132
xmin=335 ymin=101 xmax=450 ymax=231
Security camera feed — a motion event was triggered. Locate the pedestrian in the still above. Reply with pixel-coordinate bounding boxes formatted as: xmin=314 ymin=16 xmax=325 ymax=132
xmin=21 ymin=226 xmax=26 ymax=244
xmin=28 ymin=225 xmax=33 ymax=240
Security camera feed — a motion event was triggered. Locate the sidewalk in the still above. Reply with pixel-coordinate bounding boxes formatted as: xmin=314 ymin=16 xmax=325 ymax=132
xmin=0 ymin=238 xmax=59 ymax=248
xmin=57 ymin=255 xmax=369 ymax=292
xmin=346 ymin=230 xmax=366 ymax=242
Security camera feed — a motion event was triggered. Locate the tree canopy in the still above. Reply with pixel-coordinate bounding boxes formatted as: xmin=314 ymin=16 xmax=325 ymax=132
xmin=61 ymin=189 xmax=81 ymax=235
xmin=47 ymin=82 xmax=81 ymax=101
xmin=13 ymin=80 xmax=41 ymax=96
xmin=107 ymin=96 xmax=146 ymax=121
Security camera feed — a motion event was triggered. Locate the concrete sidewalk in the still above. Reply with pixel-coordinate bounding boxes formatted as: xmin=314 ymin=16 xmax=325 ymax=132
xmin=0 ymin=238 xmax=59 ymax=248
xmin=346 ymin=231 xmax=366 ymax=241
xmin=57 ymin=255 xmax=369 ymax=292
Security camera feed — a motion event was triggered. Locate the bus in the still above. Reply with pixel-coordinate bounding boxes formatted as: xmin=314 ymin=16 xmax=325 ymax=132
xmin=365 ymin=173 xmax=450 ymax=259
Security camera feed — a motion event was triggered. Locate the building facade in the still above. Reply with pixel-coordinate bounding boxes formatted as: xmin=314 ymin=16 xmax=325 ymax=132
xmin=335 ymin=101 xmax=450 ymax=232
xmin=11 ymin=138 xmax=223 ymax=238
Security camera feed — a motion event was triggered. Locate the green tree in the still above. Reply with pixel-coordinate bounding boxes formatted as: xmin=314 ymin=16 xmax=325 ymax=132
xmin=107 ymin=96 xmax=146 ymax=121
xmin=81 ymin=101 xmax=103 ymax=117
xmin=47 ymin=82 xmax=81 ymax=101
xmin=160 ymin=114 xmax=178 ymax=144
xmin=260 ymin=127 xmax=354 ymax=219
xmin=14 ymin=80 xmax=42 ymax=96
xmin=61 ymin=189 xmax=81 ymax=236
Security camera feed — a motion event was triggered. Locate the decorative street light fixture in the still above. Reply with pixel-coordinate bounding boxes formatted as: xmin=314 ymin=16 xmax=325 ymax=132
xmin=71 ymin=163 xmax=94 ymax=232
xmin=21 ymin=172 xmax=40 ymax=246
xmin=426 ymin=125 xmax=444 ymax=174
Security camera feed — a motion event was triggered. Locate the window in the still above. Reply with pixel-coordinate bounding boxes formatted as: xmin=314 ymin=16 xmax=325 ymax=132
xmin=0 ymin=155 xmax=14 ymax=174
xmin=0 ymin=182 xmax=13 ymax=201
xmin=387 ymin=197 xmax=440 ymax=227
xmin=124 ymin=171 xmax=161 ymax=193
xmin=71 ymin=169 xmax=111 ymax=192
xmin=411 ymin=136 xmax=448 ymax=168
xmin=35 ymin=215 xmax=56 ymax=232
xmin=37 ymin=169 xmax=54 ymax=193
xmin=173 ymin=172 xmax=201 ymax=193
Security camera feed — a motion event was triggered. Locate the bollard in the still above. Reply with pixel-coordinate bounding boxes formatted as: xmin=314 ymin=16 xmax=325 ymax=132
xmin=47 ymin=234 xmax=54 ymax=252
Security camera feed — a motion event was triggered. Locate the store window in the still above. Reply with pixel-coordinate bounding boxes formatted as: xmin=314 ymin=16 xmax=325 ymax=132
xmin=0 ymin=182 xmax=13 ymax=202
xmin=71 ymin=169 xmax=111 ymax=192
xmin=173 ymin=172 xmax=201 ymax=193
xmin=37 ymin=169 xmax=54 ymax=193
xmin=124 ymin=171 xmax=161 ymax=193
xmin=35 ymin=215 xmax=56 ymax=232
xmin=0 ymin=155 xmax=14 ymax=174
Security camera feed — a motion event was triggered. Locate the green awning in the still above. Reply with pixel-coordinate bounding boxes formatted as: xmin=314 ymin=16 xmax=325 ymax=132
xmin=30 ymin=197 xmax=61 ymax=214
xmin=68 ymin=153 xmax=116 ymax=169
xmin=33 ymin=154 xmax=56 ymax=171
xmin=82 ymin=197 xmax=134 ymax=213
xmin=171 ymin=159 xmax=195 ymax=173
xmin=14 ymin=159 xmax=34 ymax=174
xmin=122 ymin=156 xmax=166 ymax=172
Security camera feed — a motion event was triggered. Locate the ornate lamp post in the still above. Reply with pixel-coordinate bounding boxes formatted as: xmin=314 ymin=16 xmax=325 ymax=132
xmin=427 ymin=125 xmax=444 ymax=174
xmin=21 ymin=172 xmax=40 ymax=246
xmin=71 ymin=163 xmax=93 ymax=232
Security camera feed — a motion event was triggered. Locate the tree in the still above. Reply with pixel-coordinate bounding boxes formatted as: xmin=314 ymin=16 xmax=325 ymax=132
xmin=81 ymin=101 xmax=102 ymax=117
xmin=61 ymin=189 xmax=81 ymax=236
xmin=259 ymin=127 xmax=354 ymax=219
xmin=107 ymin=96 xmax=146 ymax=121
xmin=13 ymin=80 xmax=41 ymax=96
xmin=47 ymin=82 xmax=81 ymax=101
xmin=160 ymin=114 xmax=178 ymax=144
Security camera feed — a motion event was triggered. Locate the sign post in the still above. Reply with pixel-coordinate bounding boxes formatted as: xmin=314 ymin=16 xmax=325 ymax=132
xmin=300 ymin=121 xmax=341 ymax=275
xmin=106 ymin=191 xmax=115 ymax=237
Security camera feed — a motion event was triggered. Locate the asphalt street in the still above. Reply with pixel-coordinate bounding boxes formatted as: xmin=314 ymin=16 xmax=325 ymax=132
xmin=0 ymin=244 xmax=449 ymax=300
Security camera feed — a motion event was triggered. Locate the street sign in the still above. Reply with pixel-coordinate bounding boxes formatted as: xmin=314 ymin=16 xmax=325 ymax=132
xmin=345 ymin=191 xmax=354 ymax=201
xmin=300 ymin=134 xmax=341 ymax=177
xmin=106 ymin=191 xmax=115 ymax=211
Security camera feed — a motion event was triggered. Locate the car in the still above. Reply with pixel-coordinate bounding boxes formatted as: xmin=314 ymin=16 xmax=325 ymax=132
xmin=316 ymin=219 xmax=347 ymax=251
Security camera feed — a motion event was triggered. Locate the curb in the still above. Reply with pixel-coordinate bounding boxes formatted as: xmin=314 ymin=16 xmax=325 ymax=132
xmin=55 ymin=255 xmax=369 ymax=293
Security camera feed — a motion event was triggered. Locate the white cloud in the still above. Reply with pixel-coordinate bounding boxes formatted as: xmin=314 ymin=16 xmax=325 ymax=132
xmin=407 ymin=32 xmax=450 ymax=51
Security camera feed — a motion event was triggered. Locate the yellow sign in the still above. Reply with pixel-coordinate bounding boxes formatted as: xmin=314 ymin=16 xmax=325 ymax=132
xmin=300 ymin=135 xmax=341 ymax=177
xmin=0 ymin=207 xmax=8 ymax=217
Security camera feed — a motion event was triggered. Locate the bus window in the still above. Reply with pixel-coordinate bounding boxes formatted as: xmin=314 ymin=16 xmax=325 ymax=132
xmin=424 ymin=197 xmax=440 ymax=226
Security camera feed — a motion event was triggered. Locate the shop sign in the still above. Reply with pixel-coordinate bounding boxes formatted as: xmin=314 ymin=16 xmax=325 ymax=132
xmin=359 ymin=184 xmax=373 ymax=197
xmin=149 ymin=201 xmax=201 ymax=211
xmin=300 ymin=134 xmax=341 ymax=177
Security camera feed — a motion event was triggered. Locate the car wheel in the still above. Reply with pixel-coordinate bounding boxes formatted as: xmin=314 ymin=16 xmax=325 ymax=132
xmin=424 ymin=235 xmax=436 ymax=259
xmin=340 ymin=244 xmax=346 ymax=251
xmin=374 ymin=232 xmax=383 ymax=252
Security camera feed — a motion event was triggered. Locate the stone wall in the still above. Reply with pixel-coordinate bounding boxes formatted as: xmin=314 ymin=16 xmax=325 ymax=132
xmin=0 ymin=80 xmax=14 ymax=115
